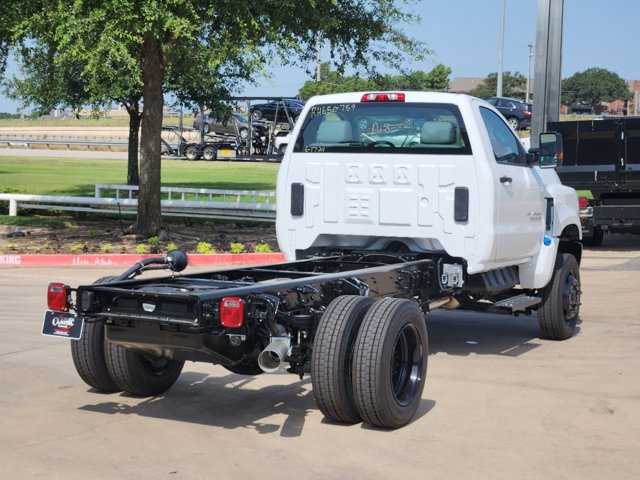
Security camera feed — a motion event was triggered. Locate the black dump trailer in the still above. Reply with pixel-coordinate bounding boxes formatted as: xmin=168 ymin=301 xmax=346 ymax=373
xmin=551 ymin=117 xmax=640 ymax=245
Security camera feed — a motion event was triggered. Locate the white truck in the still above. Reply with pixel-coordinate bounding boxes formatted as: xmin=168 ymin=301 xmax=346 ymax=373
xmin=43 ymin=92 xmax=582 ymax=429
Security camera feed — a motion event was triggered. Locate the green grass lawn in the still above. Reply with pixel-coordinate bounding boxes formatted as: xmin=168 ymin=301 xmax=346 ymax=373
xmin=0 ymin=156 xmax=279 ymax=196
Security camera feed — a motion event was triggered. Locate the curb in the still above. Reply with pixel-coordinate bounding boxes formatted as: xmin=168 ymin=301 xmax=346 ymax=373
xmin=0 ymin=253 xmax=286 ymax=268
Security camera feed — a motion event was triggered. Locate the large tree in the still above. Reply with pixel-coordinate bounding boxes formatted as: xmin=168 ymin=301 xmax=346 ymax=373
xmin=561 ymin=67 xmax=632 ymax=109
xmin=11 ymin=1 xmax=423 ymax=237
xmin=469 ymin=71 xmax=527 ymax=99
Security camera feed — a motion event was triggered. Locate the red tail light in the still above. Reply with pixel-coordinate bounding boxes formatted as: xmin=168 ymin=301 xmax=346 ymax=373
xmin=220 ymin=297 xmax=244 ymax=328
xmin=578 ymin=197 xmax=590 ymax=209
xmin=524 ymin=110 xmax=532 ymax=117
xmin=47 ymin=283 xmax=68 ymax=311
xmin=361 ymin=92 xmax=405 ymax=102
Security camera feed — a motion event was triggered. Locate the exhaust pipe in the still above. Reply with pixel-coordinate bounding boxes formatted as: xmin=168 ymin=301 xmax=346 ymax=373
xmin=257 ymin=338 xmax=291 ymax=374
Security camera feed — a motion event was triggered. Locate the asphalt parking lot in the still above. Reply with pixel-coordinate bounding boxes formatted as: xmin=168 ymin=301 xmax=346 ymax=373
xmin=1 ymin=236 xmax=639 ymax=479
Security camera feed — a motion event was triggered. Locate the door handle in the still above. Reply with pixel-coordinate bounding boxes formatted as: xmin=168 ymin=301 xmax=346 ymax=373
xmin=500 ymin=176 xmax=512 ymax=184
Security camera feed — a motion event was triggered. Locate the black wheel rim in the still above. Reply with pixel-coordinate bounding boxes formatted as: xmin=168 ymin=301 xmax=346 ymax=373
xmin=562 ymin=271 xmax=581 ymax=324
xmin=390 ymin=323 xmax=423 ymax=406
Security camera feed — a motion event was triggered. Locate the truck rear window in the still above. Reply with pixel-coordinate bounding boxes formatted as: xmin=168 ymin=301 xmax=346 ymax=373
xmin=293 ymin=102 xmax=471 ymax=155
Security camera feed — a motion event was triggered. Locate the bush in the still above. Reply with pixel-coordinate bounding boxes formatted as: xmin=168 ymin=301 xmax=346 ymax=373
xmin=229 ymin=242 xmax=245 ymax=254
xmin=136 ymin=244 xmax=149 ymax=254
xmin=196 ymin=242 xmax=216 ymax=254
xmin=255 ymin=243 xmax=272 ymax=253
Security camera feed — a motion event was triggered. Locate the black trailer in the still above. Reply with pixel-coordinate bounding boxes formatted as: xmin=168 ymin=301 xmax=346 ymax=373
xmin=551 ymin=117 xmax=640 ymax=245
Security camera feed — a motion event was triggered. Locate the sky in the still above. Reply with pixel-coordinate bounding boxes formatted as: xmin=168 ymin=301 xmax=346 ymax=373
xmin=1 ymin=0 xmax=638 ymax=113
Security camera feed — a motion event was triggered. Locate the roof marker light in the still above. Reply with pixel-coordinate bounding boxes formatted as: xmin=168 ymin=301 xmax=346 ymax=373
xmin=361 ymin=92 xmax=406 ymax=102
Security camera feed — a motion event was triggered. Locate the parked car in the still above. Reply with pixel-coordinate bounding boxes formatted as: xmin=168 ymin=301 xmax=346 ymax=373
xmin=250 ymin=99 xmax=305 ymax=123
xmin=485 ymin=97 xmax=532 ymax=130
xmin=193 ymin=112 xmax=267 ymax=139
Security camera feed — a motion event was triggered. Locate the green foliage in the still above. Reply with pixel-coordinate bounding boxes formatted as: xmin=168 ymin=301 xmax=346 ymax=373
xmin=298 ymin=63 xmax=451 ymax=100
xmin=5 ymin=242 xmax=17 ymax=250
xmin=70 ymin=243 xmax=84 ymax=253
xmin=136 ymin=244 xmax=149 ymax=254
xmin=196 ymin=242 xmax=216 ymax=254
xmin=148 ymin=236 xmax=160 ymax=246
xmin=166 ymin=242 xmax=178 ymax=252
xmin=254 ymin=243 xmax=273 ymax=254
xmin=469 ymin=72 xmax=527 ymax=99
xmin=229 ymin=242 xmax=246 ymax=254
xmin=561 ymin=67 xmax=632 ymax=108
xmin=43 ymin=242 xmax=50 ymax=250
xmin=102 ymin=243 xmax=112 ymax=253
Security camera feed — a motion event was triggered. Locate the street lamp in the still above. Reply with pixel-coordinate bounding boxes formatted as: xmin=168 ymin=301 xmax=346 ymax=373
xmin=526 ymin=44 xmax=534 ymax=102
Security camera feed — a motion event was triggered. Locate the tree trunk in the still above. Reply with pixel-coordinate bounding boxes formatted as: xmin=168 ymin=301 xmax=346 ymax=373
xmin=135 ymin=32 xmax=164 ymax=237
xmin=126 ymin=99 xmax=141 ymax=185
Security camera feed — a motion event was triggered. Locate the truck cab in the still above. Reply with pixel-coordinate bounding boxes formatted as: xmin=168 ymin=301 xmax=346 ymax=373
xmin=277 ymin=92 xmax=580 ymax=289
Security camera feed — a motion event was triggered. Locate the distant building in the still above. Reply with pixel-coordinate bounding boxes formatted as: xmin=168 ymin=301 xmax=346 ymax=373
xmin=448 ymin=77 xmax=484 ymax=94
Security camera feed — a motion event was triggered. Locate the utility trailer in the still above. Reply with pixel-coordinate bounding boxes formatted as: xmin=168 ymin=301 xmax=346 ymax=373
xmin=43 ymin=92 xmax=582 ymax=429
xmin=551 ymin=117 xmax=640 ymax=245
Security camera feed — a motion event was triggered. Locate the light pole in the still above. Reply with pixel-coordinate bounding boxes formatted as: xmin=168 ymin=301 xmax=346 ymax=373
xmin=526 ymin=43 xmax=534 ymax=102
xmin=497 ymin=0 xmax=506 ymax=97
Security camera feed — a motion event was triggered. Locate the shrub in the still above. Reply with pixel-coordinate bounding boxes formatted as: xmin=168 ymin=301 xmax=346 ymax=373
xmin=196 ymin=242 xmax=216 ymax=254
xmin=166 ymin=242 xmax=178 ymax=252
xmin=70 ymin=243 xmax=84 ymax=254
xmin=136 ymin=244 xmax=149 ymax=254
xmin=102 ymin=243 xmax=112 ymax=253
xmin=148 ymin=236 xmax=160 ymax=246
xmin=229 ymin=242 xmax=245 ymax=254
xmin=6 ymin=242 xmax=17 ymax=250
xmin=255 ymin=243 xmax=272 ymax=253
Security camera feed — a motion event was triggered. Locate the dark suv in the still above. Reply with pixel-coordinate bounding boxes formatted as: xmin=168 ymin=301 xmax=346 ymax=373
xmin=193 ymin=112 xmax=267 ymax=139
xmin=486 ymin=97 xmax=532 ymax=130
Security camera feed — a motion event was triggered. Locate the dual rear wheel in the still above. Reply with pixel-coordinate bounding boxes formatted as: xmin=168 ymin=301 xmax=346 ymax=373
xmin=311 ymin=295 xmax=429 ymax=429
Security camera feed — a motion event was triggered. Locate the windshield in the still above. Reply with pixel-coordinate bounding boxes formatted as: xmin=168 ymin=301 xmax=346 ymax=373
xmin=294 ymin=102 xmax=471 ymax=155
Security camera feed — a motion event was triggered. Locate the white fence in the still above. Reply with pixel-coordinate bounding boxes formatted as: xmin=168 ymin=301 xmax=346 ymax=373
xmin=0 ymin=184 xmax=277 ymax=222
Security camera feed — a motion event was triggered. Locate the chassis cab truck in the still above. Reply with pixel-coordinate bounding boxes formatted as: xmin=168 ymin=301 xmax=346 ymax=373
xmin=43 ymin=92 xmax=582 ymax=429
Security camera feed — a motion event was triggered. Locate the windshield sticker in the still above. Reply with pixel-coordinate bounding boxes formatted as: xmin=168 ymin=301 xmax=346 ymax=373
xmin=310 ymin=104 xmax=357 ymax=118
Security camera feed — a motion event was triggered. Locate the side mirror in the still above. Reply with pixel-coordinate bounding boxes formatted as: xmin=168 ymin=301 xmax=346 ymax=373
xmin=539 ymin=132 xmax=563 ymax=168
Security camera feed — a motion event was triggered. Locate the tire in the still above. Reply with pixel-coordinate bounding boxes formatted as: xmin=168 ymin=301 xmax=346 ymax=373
xmin=352 ymin=298 xmax=428 ymax=429
xmin=538 ymin=253 xmax=581 ymax=340
xmin=239 ymin=128 xmax=249 ymax=140
xmin=202 ymin=123 xmax=210 ymax=134
xmin=202 ymin=145 xmax=216 ymax=161
xmin=583 ymin=227 xmax=604 ymax=247
xmin=184 ymin=144 xmax=199 ymax=161
xmin=252 ymin=110 xmax=263 ymax=121
xmin=70 ymin=276 xmax=121 ymax=392
xmin=311 ymin=295 xmax=374 ymax=424
xmin=105 ymin=345 xmax=184 ymax=396
xmin=507 ymin=117 xmax=520 ymax=130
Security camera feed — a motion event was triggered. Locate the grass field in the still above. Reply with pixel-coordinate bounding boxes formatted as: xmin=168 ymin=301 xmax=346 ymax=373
xmin=0 ymin=156 xmax=279 ymax=196
xmin=0 ymin=115 xmax=195 ymax=128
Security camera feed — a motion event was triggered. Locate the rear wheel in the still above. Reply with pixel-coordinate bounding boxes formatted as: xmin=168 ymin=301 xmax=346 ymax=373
xmin=70 ymin=276 xmax=121 ymax=392
xmin=538 ymin=253 xmax=581 ymax=340
xmin=252 ymin=110 xmax=263 ymax=121
xmin=202 ymin=145 xmax=216 ymax=161
xmin=184 ymin=144 xmax=200 ymax=160
xmin=507 ymin=117 xmax=520 ymax=130
xmin=202 ymin=123 xmax=210 ymax=134
xmin=352 ymin=298 xmax=428 ymax=429
xmin=312 ymin=295 xmax=374 ymax=424
xmin=105 ymin=345 xmax=184 ymax=396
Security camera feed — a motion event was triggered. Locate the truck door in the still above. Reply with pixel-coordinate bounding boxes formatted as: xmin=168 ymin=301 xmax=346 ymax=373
xmin=479 ymin=107 xmax=544 ymax=261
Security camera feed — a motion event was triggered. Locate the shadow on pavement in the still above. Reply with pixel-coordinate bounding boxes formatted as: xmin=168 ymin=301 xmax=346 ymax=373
xmin=426 ymin=309 xmax=551 ymax=357
xmin=80 ymin=373 xmax=314 ymax=437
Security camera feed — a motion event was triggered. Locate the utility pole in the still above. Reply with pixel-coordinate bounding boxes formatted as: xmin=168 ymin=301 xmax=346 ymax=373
xmin=526 ymin=43 xmax=534 ymax=102
xmin=532 ymin=0 xmax=564 ymax=147
xmin=497 ymin=0 xmax=506 ymax=97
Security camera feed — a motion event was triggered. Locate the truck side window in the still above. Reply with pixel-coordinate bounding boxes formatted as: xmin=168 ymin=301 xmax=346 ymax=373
xmin=479 ymin=107 xmax=526 ymax=165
